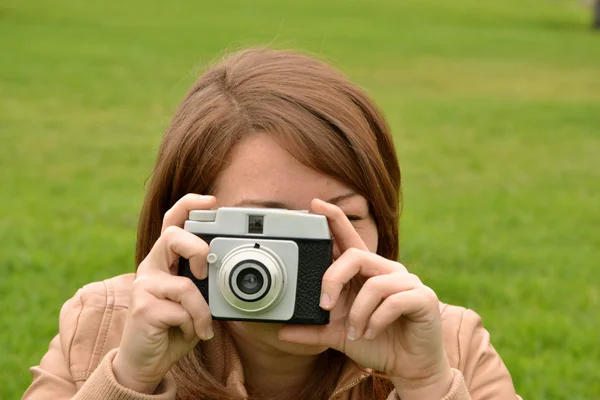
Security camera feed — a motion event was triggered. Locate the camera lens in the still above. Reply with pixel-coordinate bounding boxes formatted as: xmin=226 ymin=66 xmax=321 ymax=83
xmin=236 ymin=265 xmax=264 ymax=295
xmin=217 ymin=243 xmax=287 ymax=313
xmin=230 ymin=261 xmax=271 ymax=302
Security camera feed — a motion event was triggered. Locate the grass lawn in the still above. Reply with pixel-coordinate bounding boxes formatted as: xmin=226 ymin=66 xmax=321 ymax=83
xmin=1 ymin=0 xmax=599 ymax=398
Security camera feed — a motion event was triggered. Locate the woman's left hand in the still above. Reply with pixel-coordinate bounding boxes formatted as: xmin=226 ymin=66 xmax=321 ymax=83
xmin=278 ymin=199 xmax=454 ymax=399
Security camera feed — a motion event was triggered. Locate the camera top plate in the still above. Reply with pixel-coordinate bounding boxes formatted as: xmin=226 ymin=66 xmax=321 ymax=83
xmin=185 ymin=207 xmax=330 ymax=239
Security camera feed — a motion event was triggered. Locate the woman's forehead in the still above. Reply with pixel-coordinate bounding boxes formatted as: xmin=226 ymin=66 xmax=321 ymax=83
xmin=211 ymin=133 xmax=359 ymax=209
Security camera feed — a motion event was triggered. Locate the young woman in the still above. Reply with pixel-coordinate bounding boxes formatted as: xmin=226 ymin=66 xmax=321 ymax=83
xmin=24 ymin=48 xmax=520 ymax=400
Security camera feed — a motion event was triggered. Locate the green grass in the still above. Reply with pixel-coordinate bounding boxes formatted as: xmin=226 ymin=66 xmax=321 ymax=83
xmin=1 ymin=0 xmax=599 ymax=398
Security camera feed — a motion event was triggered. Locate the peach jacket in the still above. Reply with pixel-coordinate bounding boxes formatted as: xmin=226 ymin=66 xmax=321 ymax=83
xmin=23 ymin=274 xmax=521 ymax=400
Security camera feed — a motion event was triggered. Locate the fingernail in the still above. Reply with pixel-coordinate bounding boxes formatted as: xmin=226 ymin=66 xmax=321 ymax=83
xmin=320 ymin=293 xmax=331 ymax=309
xmin=364 ymin=328 xmax=374 ymax=340
xmin=202 ymin=327 xmax=214 ymax=340
xmin=347 ymin=326 xmax=357 ymax=341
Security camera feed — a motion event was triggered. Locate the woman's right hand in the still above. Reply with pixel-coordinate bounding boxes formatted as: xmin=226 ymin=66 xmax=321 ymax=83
xmin=112 ymin=194 xmax=216 ymax=394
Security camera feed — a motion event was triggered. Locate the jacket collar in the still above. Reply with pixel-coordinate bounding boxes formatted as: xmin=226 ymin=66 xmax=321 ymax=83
xmin=200 ymin=322 xmax=369 ymax=398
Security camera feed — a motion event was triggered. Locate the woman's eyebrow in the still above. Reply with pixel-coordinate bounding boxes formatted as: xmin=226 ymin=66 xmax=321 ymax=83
xmin=232 ymin=199 xmax=289 ymax=208
xmin=326 ymin=192 xmax=359 ymax=205
xmin=232 ymin=192 xmax=359 ymax=209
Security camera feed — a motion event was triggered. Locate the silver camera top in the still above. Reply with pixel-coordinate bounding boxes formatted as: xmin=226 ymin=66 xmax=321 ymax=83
xmin=184 ymin=207 xmax=330 ymax=239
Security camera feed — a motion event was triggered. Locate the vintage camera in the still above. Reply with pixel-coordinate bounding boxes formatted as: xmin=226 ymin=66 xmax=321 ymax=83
xmin=178 ymin=207 xmax=332 ymax=324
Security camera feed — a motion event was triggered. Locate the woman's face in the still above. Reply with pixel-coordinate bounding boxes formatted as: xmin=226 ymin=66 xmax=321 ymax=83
xmin=211 ymin=132 xmax=378 ymax=356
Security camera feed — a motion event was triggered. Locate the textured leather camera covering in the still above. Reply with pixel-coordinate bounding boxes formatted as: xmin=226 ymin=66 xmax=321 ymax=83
xmin=179 ymin=257 xmax=209 ymax=301
xmin=178 ymin=234 xmax=332 ymax=325
xmin=289 ymin=238 xmax=332 ymax=324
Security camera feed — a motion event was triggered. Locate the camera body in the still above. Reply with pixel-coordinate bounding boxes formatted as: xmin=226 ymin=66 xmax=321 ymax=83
xmin=178 ymin=207 xmax=332 ymax=324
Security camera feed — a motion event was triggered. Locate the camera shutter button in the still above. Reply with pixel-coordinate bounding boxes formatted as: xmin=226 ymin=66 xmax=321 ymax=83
xmin=189 ymin=210 xmax=217 ymax=222
xmin=207 ymin=253 xmax=218 ymax=264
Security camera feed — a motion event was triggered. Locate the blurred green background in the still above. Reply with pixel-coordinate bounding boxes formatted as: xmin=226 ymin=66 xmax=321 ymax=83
xmin=1 ymin=0 xmax=599 ymax=399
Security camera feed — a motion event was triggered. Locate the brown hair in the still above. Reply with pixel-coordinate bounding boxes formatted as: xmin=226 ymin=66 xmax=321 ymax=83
xmin=136 ymin=48 xmax=401 ymax=399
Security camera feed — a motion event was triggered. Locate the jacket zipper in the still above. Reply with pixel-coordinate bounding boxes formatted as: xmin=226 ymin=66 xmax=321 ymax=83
xmin=328 ymin=374 xmax=369 ymax=399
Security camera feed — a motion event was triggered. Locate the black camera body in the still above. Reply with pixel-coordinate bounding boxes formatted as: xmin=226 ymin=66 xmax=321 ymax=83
xmin=178 ymin=208 xmax=332 ymax=325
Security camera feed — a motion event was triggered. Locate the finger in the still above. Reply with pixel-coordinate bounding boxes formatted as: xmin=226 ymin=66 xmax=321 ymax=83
xmin=136 ymin=274 xmax=214 ymax=340
xmin=320 ymin=248 xmax=407 ymax=310
xmin=139 ymin=226 xmax=209 ymax=279
xmin=152 ymin=299 xmax=197 ymax=342
xmin=346 ymin=273 xmax=422 ymax=341
xmin=364 ymin=287 xmax=439 ymax=340
xmin=177 ymin=313 xmax=197 ymax=343
xmin=161 ymin=194 xmax=216 ymax=233
xmin=311 ymin=198 xmax=368 ymax=253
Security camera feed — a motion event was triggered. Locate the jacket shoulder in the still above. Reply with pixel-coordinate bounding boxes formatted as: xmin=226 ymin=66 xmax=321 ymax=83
xmin=439 ymin=302 xmax=466 ymax=368
xmin=439 ymin=302 xmax=484 ymax=367
xmin=70 ymin=273 xmax=135 ymax=309
xmin=439 ymin=302 xmax=518 ymax=399
xmin=59 ymin=273 xmax=134 ymax=383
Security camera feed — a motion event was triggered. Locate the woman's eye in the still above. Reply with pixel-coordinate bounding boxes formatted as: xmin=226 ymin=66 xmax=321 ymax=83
xmin=345 ymin=214 xmax=362 ymax=221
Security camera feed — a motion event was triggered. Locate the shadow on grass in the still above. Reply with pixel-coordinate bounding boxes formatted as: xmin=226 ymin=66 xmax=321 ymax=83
xmin=536 ymin=18 xmax=600 ymax=33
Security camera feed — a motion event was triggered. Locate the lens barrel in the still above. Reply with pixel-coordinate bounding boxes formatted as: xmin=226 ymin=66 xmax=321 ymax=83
xmin=217 ymin=244 xmax=286 ymax=313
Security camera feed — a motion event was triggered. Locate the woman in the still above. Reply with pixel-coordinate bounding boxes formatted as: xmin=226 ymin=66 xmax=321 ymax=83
xmin=23 ymin=48 xmax=520 ymax=400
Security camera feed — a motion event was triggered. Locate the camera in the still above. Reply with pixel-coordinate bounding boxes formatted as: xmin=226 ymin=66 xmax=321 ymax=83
xmin=178 ymin=207 xmax=333 ymax=324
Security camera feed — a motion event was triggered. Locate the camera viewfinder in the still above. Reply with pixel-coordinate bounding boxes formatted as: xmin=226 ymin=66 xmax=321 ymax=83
xmin=248 ymin=215 xmax=264 ymax=234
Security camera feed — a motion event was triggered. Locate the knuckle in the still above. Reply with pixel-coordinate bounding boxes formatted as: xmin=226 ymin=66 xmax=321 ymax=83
xmin=344 ymin=247 xmax=362 ymax=258
xmin=321 ymin=275 xmax=339 ymax=288
xmin=181 ymin=193 xmax=198 ymax=202
xmin=368 ymin=314 xmax=383 ymax=330
xmin=421 ymin=286 xmax=439 ymax=303
xmin=348 ymin=309 xmax=362 ymax=325
xmin=407 ymin=273 xmax=423 ymax=286
xmin=177 ymin=195 xmax=193 ymax=208
xmin=198 ymin=311 xmax=212 ymax=325
xmin=130 ymin=297 xmax=153 ymax=318
xmin=181 ymin=193 xmax=207 ymax=208
xmin=162 ymin=225 xmax=181 ymax=240
xmin=135 ymin=260 xmax=150 ymax=275
xmin=192 ymin=237 xmax=209 ymax=254
xmin=199 ymin=304 xmax=212 ymax=319
xmin=363 ymin=276 xmax=379 ymax=291
xmin=191 ymin=303 xmax=210 ymax=324
xmin=162 ymin=209 xmax=175 ymax=223
xmin=132 ymin=276 xmax=146 ymax=291
xmin=394 ymin=262 xmax=409 ymax=273
xmin=132 ymin=274 xmax=153 ymax=292
xmin=178 ymin=277 xmax=197 ymax=294
xmin=388 ymin=293 xmax=404 ymax=308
